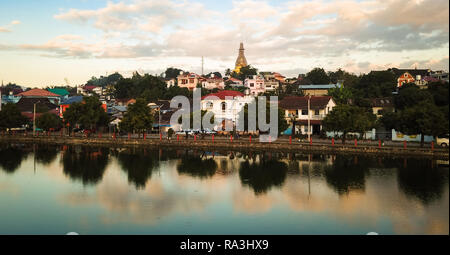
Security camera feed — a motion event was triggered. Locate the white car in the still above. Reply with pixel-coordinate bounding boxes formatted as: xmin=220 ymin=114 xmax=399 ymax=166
xmin=436 ymin=134 xmax=449 ymax=147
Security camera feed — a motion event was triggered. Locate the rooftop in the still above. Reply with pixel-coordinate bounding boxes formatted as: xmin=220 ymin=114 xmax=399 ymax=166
xmin=17 ymin=89 xmax=60 ymax=97
xmin=202 ymin=90 xmax=244 ymax=100
xmin=279 ymin=96 xmax=334 ymax=110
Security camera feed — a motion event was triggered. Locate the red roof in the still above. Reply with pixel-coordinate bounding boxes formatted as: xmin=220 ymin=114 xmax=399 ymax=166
xmin=84 ymin=85 xmax=97 ymax=91
xmin=17 ymin=89 xmax=60 ymax=97
xmin=202 ymin=90 xmax=244 ymax=100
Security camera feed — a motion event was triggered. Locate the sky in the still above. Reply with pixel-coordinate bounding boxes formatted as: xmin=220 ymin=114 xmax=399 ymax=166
xmin=0 ymin=0 xmax=448 ymax=87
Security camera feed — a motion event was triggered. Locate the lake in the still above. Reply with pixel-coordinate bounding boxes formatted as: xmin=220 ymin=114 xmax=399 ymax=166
xmin=0 ymin=143 xmax=448 ymax=234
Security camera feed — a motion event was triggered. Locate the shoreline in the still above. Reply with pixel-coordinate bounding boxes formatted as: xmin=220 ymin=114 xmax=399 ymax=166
xmin=1 ymin=136 xmax=448 ymax=160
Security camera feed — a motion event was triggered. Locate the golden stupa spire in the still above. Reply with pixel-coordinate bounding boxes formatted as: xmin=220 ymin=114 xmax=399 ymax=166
xmin=234 ymin=42 xmax=248 ymax=73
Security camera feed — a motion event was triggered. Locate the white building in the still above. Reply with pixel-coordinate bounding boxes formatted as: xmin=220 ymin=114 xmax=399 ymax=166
xmin=244 ymin=75 xmax=265 ymax=96
xmin=201 ymin=75 xmax=225 ymax=90
xmin=201 ymin=90 xmax=254 ymax=130
xmin=279 ymin=96 xmax=336 ymax=135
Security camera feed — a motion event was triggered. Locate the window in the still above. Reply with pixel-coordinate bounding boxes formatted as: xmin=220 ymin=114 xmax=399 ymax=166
xmin=221 ymin=102 xmax=226 ymax=112
xmin=301 ymin=109 xmax=308 ymax=115
xmin=250 ymin=83 xmax=254 ymax=87
xmin=206 ymin=102 xmax=213 ymax=109
xmin=315 ymin=109 xmax=320 ymax=115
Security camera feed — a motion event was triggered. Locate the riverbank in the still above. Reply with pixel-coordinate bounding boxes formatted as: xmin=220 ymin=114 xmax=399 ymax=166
xmin=1 ymin=135 xmax=448 ymax=159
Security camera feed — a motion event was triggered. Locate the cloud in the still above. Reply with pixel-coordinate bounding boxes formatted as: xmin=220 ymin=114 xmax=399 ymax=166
xmin=1 ymin=0 xmax=449 ymax=80
xmin=0 ymin=27 xmax=10 ymax=33
xmin=10 ymin=20 xmax=21 ymax=25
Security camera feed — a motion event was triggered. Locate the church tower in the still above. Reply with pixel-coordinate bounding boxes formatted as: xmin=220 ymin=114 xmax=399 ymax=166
xmin=234 ymin=42 xmax=248 ymax=73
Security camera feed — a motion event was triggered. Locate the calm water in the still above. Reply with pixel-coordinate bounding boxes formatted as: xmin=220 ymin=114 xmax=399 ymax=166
xmin=0 ymin=143 xmax=448 ymax=235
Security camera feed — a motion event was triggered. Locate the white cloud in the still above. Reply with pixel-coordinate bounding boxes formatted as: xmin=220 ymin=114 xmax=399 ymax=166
xmin=1 ymin=0 xmax=449 ymax=82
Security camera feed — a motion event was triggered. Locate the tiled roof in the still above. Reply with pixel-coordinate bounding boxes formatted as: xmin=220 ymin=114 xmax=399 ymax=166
xmin=279 ymin=96 xmax=333 ymax=110
xmin=202 ymin=90 xmax=244 ymax=100
xmin=17 ymin=89 xmax=60 ymax=97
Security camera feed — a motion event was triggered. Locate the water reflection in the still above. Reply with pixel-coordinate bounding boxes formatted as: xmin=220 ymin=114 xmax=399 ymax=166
xmin=396 ymin=158 xmax=449 ymax=204
xmin=0 ymin=145 xmax=30 ymax=173
xmin=324 ymin=155 xmax=371 ymax=195
xmin=177 ymin=150 xmax=217 ymax=179
xmin=116 ymin=148 xmax=159 ymax=189
xmin=61 ymin=146 xmax=109 ymax=185
xmin=239 ymin=154 xmax=288 ymax=195
xmin=35 ymin=145 xmax=58 ymax=165
xmin=0 ymin=143 xmax=448 ymax=234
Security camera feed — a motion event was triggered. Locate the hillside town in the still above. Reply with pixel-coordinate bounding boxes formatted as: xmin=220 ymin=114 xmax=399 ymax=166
xmin=0 ymin=43 xmax=448 ymax=146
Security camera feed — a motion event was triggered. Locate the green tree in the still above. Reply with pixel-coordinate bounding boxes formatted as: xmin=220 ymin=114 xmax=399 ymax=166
xmin=0 ymin=103 xmax=28 ymax=131
xmin=119 ymin=98 xmax=153 ymax=136
xmin=36 ymin=113 xmax=62 ymax=131
xmin=63 ymin=96 xmax=108 ymax=133
xmin=322 ymin=105 xmax=377 ymax=144
xmin=396 ymin=101 xmax=448 ymax=147
xmin=164 ymin=67 xmax=184 ymax=79
xmin=354 ymin=70 xmax=396 ymax=98
xmin=327 ymin=85 xmax=353 ymax=105
xmin=306 ymin=67 xmax=330 ymax=84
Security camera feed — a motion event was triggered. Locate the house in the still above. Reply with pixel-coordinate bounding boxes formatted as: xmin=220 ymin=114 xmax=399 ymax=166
xmin=16 ymin=97 xmax=60 ymax=122
xmin=226 ymin=77 xmax=244 ymax=87
xmin=148 ymin=100 xmax=182 ymax=133
xmin=389 ymin=68 xmax=431 ymax=88
xmin=297 ymin=82 xmax=342 ymax=96
xmin=177 ymin=72 xmax=201 ymax=90
xmin=164 ymin=78 xmax=176 ymax=88
xmin=260 ymin=72 xmax=280 ymax=92
xmin=17 ymin=88 xmax=61 ymax=105
xmin=244 ymin=75 xmax=265 ymax=95
xmin=201 ymin=90 xmax=254 ymax=131
xmin=273 ymin=72 xmax=286 ymax=83
xmin=201 ymin=75 xmax=225 ymax=90
xmin=430 ymin=70 xmax=449 ymax=83
xmin=279 ymin=96 xmax=336 ymax=135
xmin=370 ymin=97 xmax=394 ymax=118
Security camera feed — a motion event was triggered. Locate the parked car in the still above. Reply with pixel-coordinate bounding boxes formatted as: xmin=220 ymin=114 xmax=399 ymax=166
xmin=436 ymin=134 xmax=449 ymax=147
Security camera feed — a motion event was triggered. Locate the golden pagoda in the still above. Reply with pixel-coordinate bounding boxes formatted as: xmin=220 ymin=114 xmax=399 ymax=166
xmin=234 ymin=42 xmax=248 ymax=73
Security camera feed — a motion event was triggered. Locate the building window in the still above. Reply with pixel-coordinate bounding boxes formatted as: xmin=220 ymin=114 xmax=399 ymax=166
xmin=250 ymin=83 xmax=254 ymax=87
xmin=301 ymin=109 xmax=308 ymax=115
xmin=221 ymin=102 xmax=226 ymax=112
xmin=206 ymin=102 xmax=213 ymax=109
xmin=315 ymin=109 xmax=320 ymax=115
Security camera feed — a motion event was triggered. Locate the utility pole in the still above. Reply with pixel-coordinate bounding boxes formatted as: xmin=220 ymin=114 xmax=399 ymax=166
xmin=307 ymin=95 xmax=311 ymax=141
xmin=201 ymin=56 xmax=204 ymax=76
xmin=33 ymin=103 xmax=36 ymax=136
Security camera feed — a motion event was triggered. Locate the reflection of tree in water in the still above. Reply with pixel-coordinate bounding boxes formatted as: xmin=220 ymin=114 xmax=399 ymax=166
xmin=62 ymin=146 xmax=109 ymax=185
xmin=35 ymin=145 xmax=58 ymax=165
xmin=396 ymin=158 xmax=448 ymax=205
xmin=177 ymin=151 xmax=217 ymax=179
xmin=324 ymin=155 xmax=371 ymax=195
xmin=0 ymin=145 xmax=29 ymax=173
xmin=239 ymin=158 xmax=288 ymax=195
xmin=117 ymin=148 xmax=159 ymax=189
